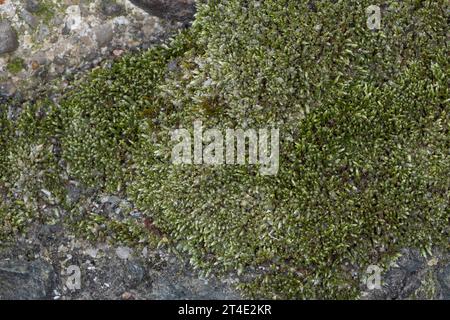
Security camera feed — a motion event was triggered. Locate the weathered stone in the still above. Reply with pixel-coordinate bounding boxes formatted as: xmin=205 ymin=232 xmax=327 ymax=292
xmin=0 ymin=81 xmax=17 ymax=98
xmin=30 ymin=51 xmax=48 ymax=66
xmin=0 ymin=259 xmax=56 ymax=300
xmin=66 ymin=181 xmax=83 ymax=204
xmin=0 ymin=21 xmax=19 ymax=55
xmin=121 ymin=291 xmax=135 ymax=300
xmin=361 ymin=249 xmax=450 ymax=300
xmin=437 ymin=264 xmax=450 ymax=299
xmin=149 ymin=272 xmax=240 ymax=300
xmin=116 ymin=246 xmax=133 ymax=260
xmin=37 ymin=24 xmax=50 ymax=42
xmin=0 ymin=0 xmax=190 ymax=100
xmin=25 ymin=0 xmax=41 ymax=13
xmin=129 ymin=0 xmax=196 ymax=22
xmin=125 ymin=261 xmax=144 ymax=287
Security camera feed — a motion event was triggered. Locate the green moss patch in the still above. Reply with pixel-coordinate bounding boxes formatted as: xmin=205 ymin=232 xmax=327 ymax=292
xmin=0 ymin=0 xmax=448 ymax=299
xmin=129 ymin=0 xmax=449 ymax=298
xmin=7 ymin=57 xmax=25 ymax=74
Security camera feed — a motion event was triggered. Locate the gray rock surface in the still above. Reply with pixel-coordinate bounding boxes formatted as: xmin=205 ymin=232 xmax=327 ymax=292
xmin=436 ymin=264 xmax=450 ymax=298
xmin=0 ymin=212 xmax=240 ymax=300
xmin=130 ymin=0 xmax=196 ymax=22
xmin=0 ymin=21 xmax=19 ymax=55
xmin=25 ymin=0 xmax=40 ymax=13
xmin=94 ymin=23 xmax=114 ymax=48
xmin=19 ymin=10 xmax=38 ymax=29
xmin=0 ymin=81 xmax=17 ymax=97
xmin=0 ymin=259 xmax=56 ymax=300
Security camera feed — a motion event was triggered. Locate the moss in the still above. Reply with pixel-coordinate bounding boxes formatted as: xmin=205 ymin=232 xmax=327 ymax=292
xmin=60 ymin=30 xmax=197 ymax=193
xmin=0 ymin=97 xmax=66 ymax=240
xmin=0 ymin=0 xmax=448 ymax=299
xmin=129 ymin=0 xmax=449 ymax=299
xmin=35 ymin=0 xmax=56 ymax=24
xmin=7 ymin=57 xmax=25 ymax=74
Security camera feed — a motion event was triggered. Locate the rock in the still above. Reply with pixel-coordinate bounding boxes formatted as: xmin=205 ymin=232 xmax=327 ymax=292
xmin=65 ymin=5 xmax=84 ymax=33
xmin=100 ymin=195 xmax=122 ymax=205
xmin=361 ymin=249 xmax=450 ymax=300
xmin=141 ymin=17 xmax=157 ymax=37
xmin=101 ymin=0 xmax=126 ymax=17
xmin=125 ymin=262 xmax=144 ymax=287
xmin=121 ymin=292 xmax=135 ymax=300
xmin=0 ymin=81 xmax=17 ymax=98
xmin=0 ymin=0 xmax=190 ymax=101
xmin=85 ymin=248 xmax=99 ymax=259
xmin=437 ymin=264 xmax=450 ymax=299
xmin=427 ymin=257 xmax=439 ymax=267
xmin=94 ymin=24 xmax=114 ymax=48
xmin=116 ymin=246 xmax=132 ymax=260
xmin=20 ymin=9 xmax=39 ymax=29
xmin=141 ymin=247 xmax=148 ymax=258
xmin=0 ymin=259 xmax=56 ymax=300
xmin=0 ymin=21 xmax=19 ymax=55
xmin=149 ymin=272 xmax=240 ymax=300
xmin=129 ymin=0 xmax=196 ymax=22
xmin=168 ymin=59 xmax=179 ymax=72
xmin=31 ymin=60 xmax=40 ymax=70
xmin=30 ymin=51 xmax=49 ymax=66
xmin=37 ymin=24 xmax=50 ymax=42
xmin=113 ymin=48 xmax=124 ymax=57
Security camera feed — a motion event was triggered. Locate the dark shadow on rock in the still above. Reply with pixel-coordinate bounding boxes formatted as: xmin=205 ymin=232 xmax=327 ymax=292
xmin=130 ymin=0 xmax=196 ymax=22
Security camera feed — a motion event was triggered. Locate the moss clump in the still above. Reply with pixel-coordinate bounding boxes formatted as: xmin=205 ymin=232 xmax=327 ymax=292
xmin=7 ymin=58 xmax=25 ymax=74
xmin=60 ymin=31 xmax=197 ymax=193
xmin=129 ymin=0 xmax=449 ymax=298
xmin=0 ymin=0 xmax=448 ymax=299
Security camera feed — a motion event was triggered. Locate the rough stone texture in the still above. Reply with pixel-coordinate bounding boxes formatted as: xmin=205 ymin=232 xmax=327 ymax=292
xmin=0 ymin=259 xmax=56 ymax=300
xmin=0 ymin=0 xmax=194 ymax=100
xmin=3 ymin=220 xmax=444 ymax=300
xmin=149 ymin=267 xmax=240 ymax=300
xmin=0 ymin=21 xmax=19 ymax=54
xmin=0 ymin=198 xmax=240 ymax=300
xmin=25 ymin=0 xmax=40 ymax=13
xmin=130 ymin=0 xmax=196 ymax=22
xmin=361 ymin=248 xmax=450 ymax=300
